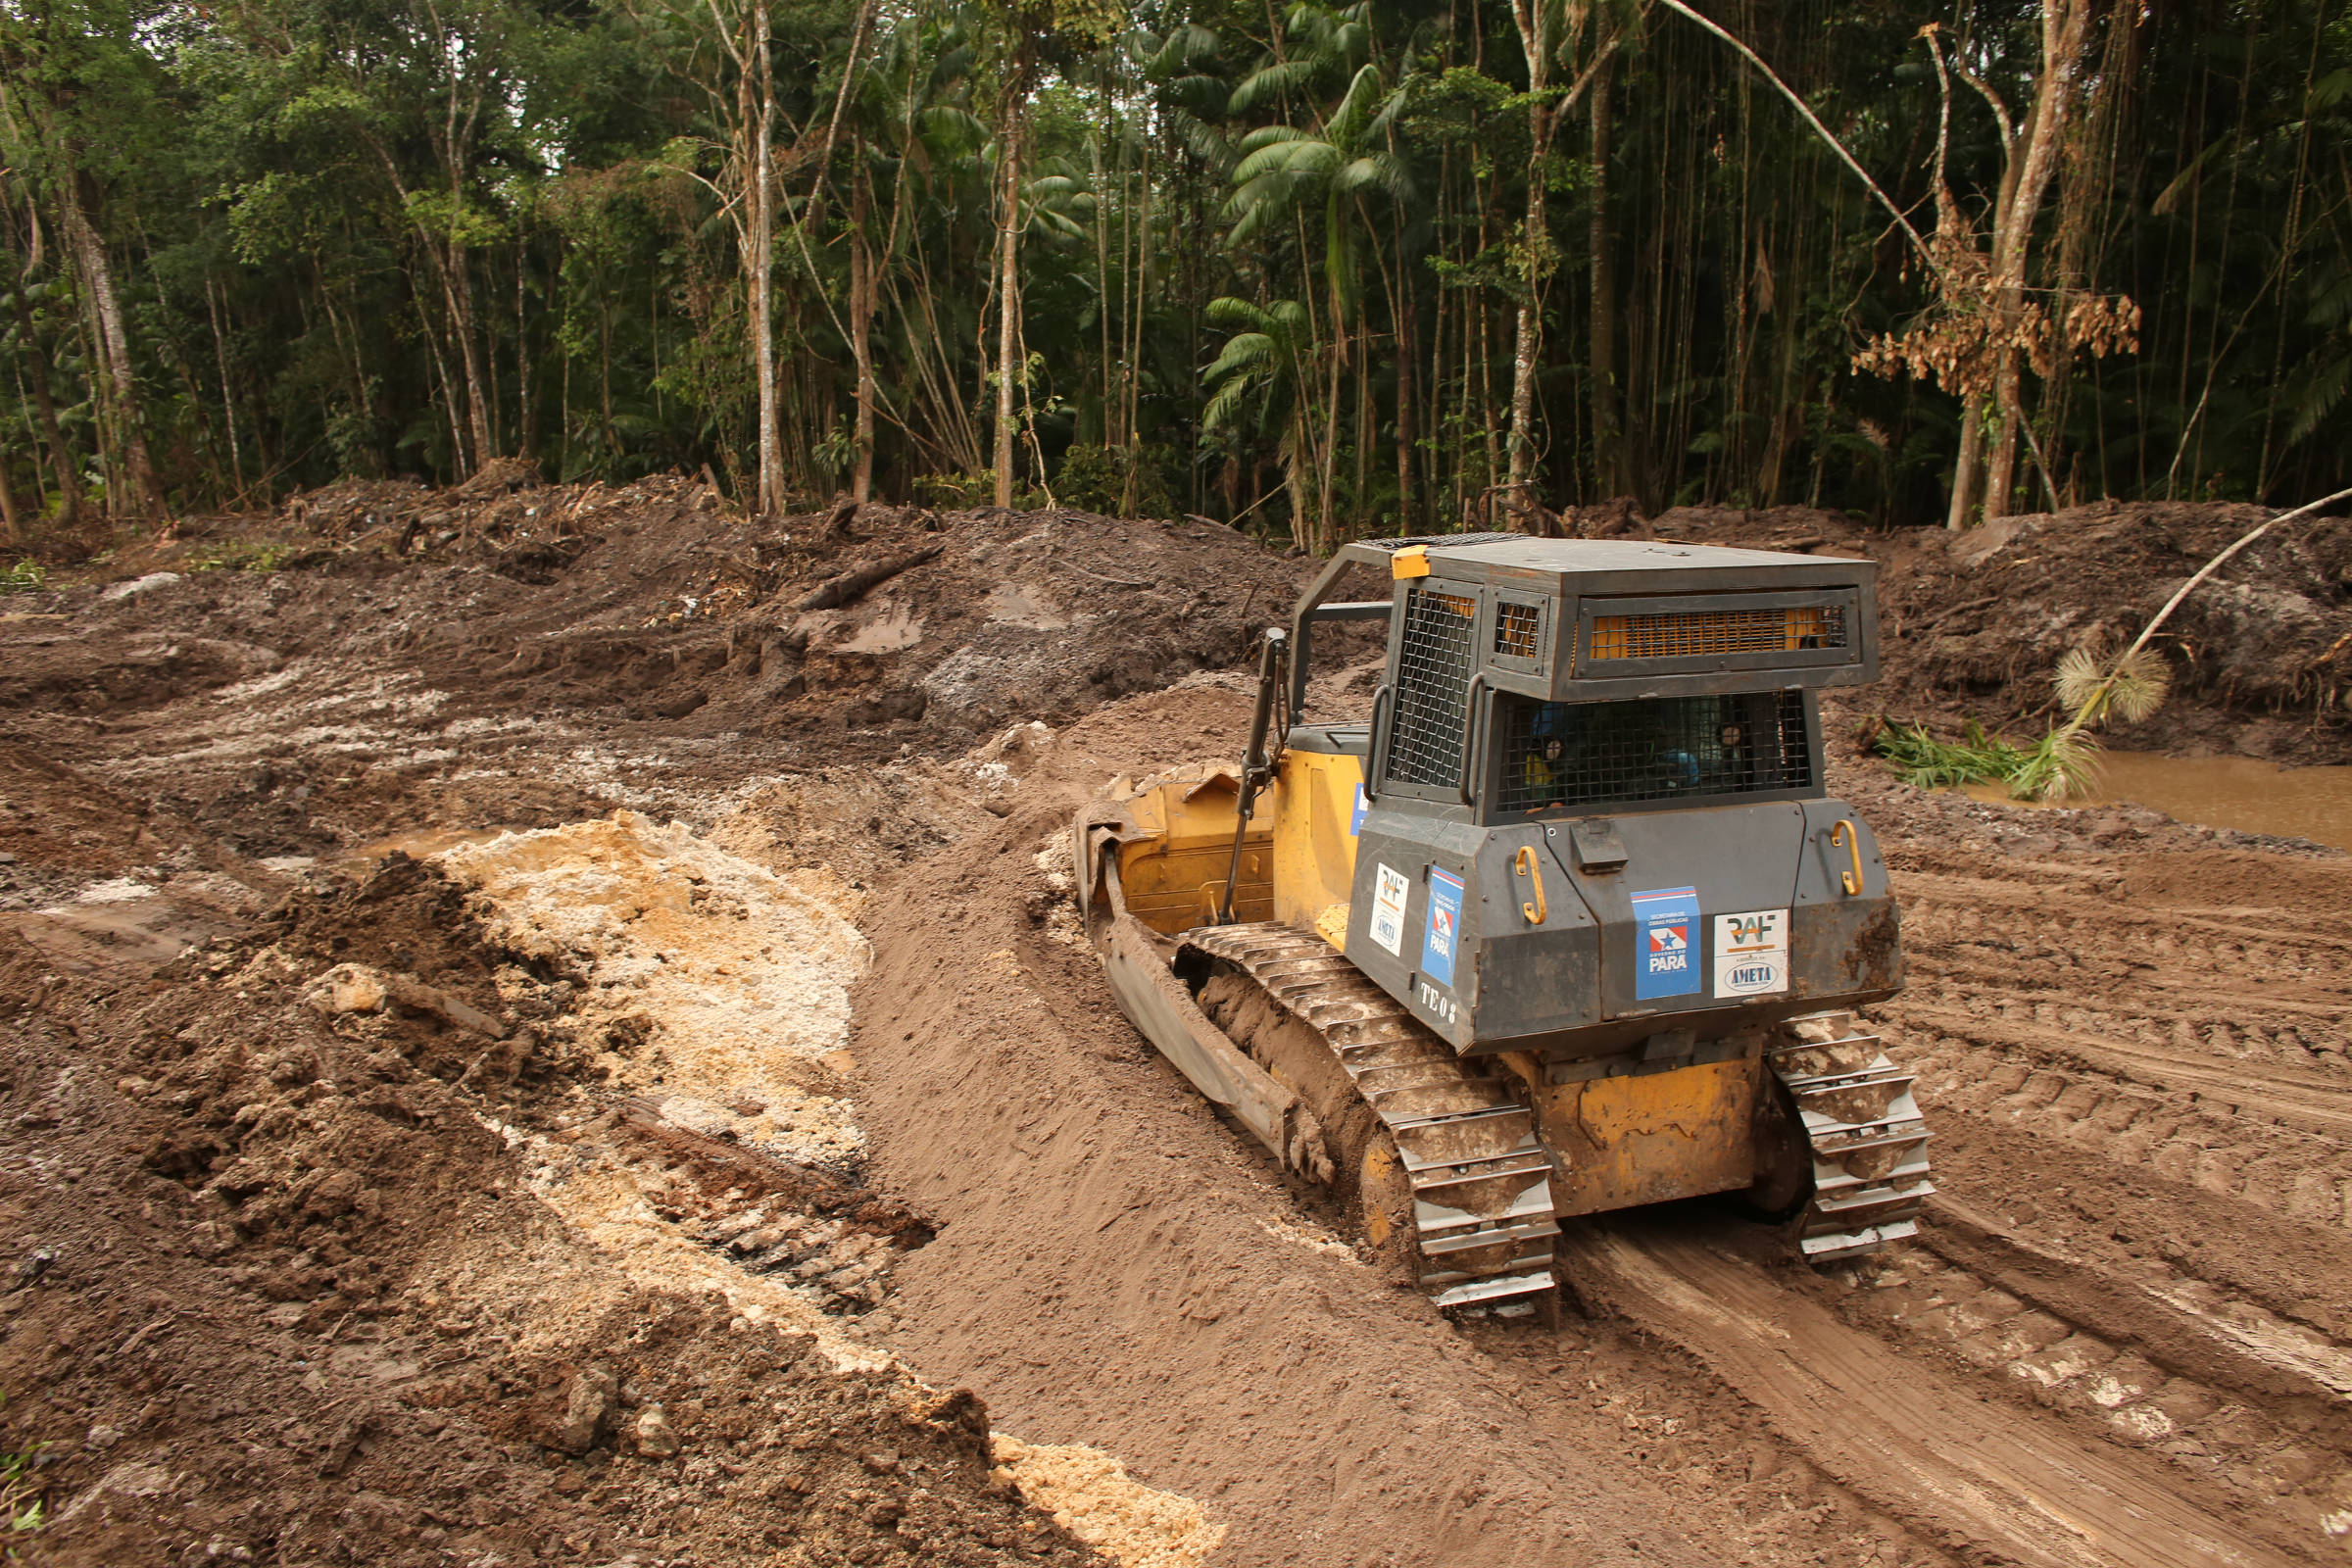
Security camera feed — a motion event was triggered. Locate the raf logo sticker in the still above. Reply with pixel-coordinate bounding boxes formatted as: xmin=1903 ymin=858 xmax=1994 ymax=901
xmin=1713 ymin=907 xmax=1790 ymax=998
xmin=1368 ymin=863 xmax=1410 ymax=956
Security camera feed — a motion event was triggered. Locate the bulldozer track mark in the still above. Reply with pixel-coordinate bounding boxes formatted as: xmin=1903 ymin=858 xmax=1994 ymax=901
xmin=1901 ymin=967 xmax=2352 ymax=1056
xmin=1904 ymin=1032 xmax=2352 ymax=1230
xmin=1893 ymin=1004 xmax=2352 ymax=1141
xmin=1920 ymin=1193 xmax=2352 ymax=1416
xmin=1560 ymin=1221 xmax=2305 ymax=1568
xmin=1836 ymin=1238 xmax=2352 ymax=1546
xmin=1181 ymin=923 xmax=1562 ymax=1308
xmin=1895 ymin=874 xmax=2352 ymax=957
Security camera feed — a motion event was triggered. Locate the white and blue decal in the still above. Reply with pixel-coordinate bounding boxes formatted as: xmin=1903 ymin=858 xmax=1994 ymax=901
xmin=1420 ymin=865 xmax=1465 ymax=989
xmin=1349 ymin=783 xmax=1369 ymax=837
xmin=1631 ymin=885 xmax=1701 ymax=1000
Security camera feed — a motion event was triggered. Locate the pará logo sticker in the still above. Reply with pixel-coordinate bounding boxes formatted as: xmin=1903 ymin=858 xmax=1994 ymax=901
xmin=1368 ymin=863 xmax=1409 ymax=956
xmin=1631 ymin=886 xmax=1701 ymax=1001
xmin=1420 ymin=866 xmax=1464 ymax=990
xmin=1712 ymin=907 xmax=1790 ymax=998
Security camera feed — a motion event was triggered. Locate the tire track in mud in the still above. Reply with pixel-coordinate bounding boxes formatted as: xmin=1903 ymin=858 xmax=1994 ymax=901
xmin=1797 ymin=845 xmax=2352 ymax=1560
xmin=1558 ymin=1220 xmax=2299 ymax=1568
xmin=845 ymin=693 xmax=1989 ymax=1568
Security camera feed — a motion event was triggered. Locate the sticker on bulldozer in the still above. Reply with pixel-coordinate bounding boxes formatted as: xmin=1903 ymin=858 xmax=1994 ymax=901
xmin=1712 ymin=907 xmax=1790 ymax=998
xmin=1420 ymin=866 xmax=1464 ymax=987
xmin=1369 ymin=863 xmax=1410 ymax=955
xmin=1633 ymin=885 xmax=1701 ymax=1000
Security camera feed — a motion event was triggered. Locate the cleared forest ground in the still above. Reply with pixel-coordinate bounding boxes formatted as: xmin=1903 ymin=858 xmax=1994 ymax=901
xmin=2 ymin=479 xmax=2348 ymax=1568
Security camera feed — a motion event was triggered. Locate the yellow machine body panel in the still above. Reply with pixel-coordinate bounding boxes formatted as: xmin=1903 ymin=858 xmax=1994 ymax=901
xmin=1095 ymin=757 xmax=1780 ymax=1222
xmin=1505 ymin=1053 xmax=1766 ymax=1214
xmin=1270 ymin=749 xmax=1364 ymax=947
xmin=1110 ymin=767 xmax=1271 ymax=935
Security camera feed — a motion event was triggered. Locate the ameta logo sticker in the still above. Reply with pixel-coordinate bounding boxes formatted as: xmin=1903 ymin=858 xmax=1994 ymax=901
xmin=1712 ymin=907 xmax=1790 ymax=998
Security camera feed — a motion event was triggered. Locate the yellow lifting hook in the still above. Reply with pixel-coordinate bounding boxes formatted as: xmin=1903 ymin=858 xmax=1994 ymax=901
xmin=1514 ymin=845 xmax=1548 ymax=925
xmin=1830 ymin=819 xmax=1863 ymax=896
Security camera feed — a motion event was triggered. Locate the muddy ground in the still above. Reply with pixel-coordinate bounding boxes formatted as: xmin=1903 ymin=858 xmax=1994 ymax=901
xmin=2 ymin=479 xmax=2348 ymax=1568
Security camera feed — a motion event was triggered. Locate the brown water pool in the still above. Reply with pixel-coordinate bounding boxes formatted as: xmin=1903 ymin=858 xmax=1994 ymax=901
xmin=1964 ymin=750 xmax=2352 ymax=851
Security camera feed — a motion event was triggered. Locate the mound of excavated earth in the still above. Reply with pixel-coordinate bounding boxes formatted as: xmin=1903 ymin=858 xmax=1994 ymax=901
xmin=3 ymin=481 xmax=2349 ymax=1568
xmin=1614 ymin=500 xmax=2352 ymax=765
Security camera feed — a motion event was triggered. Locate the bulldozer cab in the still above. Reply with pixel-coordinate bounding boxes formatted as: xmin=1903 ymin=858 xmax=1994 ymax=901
xmin=1288 ymin=534 xmax=1870 ymax=813
xmin=1262 ymin=534 xmax=1897 ymax=1061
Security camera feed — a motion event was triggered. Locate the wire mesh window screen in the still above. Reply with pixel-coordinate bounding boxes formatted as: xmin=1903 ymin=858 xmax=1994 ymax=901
xmin=1495 ymin=691 xmax=1813 ymax=812
xmin=1385 ymin=587 xmax=1480 ymax=790
xmin=1494 ymin=601 xmax=1544 ymax=660
xmin=1588 ymin=605 xmax=1847 ymax=662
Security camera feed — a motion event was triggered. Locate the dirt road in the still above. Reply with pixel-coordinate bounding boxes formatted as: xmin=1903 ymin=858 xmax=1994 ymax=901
xmin=3 ymin=485 xmax=2348 ymax=1567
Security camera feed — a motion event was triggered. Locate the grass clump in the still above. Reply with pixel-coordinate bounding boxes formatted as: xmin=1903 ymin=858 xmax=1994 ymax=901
xmin=1872 ymin=718 xmax=2102 ymax=805
xmin=0 ymin=560 xmax=45 ymax=594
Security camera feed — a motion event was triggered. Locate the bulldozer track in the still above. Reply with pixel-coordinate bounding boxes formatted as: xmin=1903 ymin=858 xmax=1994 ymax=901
xmin=1768 ymin=1010 xmax=1936 ymax=1260
xmin=1181 ymin=923 xmax=1562 ymax=1309
xmin=1176 ymin=932 xmax=1936 ymax=1296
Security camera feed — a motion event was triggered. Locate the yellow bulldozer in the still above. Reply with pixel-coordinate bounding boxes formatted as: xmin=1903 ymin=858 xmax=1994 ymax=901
xmin=1075 ymin=534 xmax=1931 ymax=1310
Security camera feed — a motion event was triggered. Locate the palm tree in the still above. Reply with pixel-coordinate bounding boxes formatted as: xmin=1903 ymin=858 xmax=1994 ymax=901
xmin=1202 ymin=295 xmax=1324 ymax=547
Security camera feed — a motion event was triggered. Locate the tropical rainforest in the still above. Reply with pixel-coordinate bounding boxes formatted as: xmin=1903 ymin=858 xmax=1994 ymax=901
xmin=1 ymin=0 xmax=2348 ymax=549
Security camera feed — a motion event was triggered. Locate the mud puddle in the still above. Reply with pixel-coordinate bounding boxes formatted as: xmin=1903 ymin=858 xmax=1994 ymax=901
xmin=1962 ymin=751 xmax=2352 ymax=850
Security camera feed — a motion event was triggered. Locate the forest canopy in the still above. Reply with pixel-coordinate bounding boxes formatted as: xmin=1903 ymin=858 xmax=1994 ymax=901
xmin=1 ymin=0 xmax=2347 ymax=547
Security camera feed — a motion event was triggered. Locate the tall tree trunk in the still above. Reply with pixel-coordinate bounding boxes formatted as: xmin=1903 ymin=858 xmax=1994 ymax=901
xmin=851 ymin=156 xmax=877 ymax=505
xmin=993 ymin=102 xmax=1022 ymax=509
xmin=1982 ymin=0 xmax=2092 ymax=520
xmin=58 ymin=172 xmax=165 ymax=526
xmin=516 ymin=235 xmax=536 ymax=463
xmin=1947 ymin=395 xmax=1986 ymax=529
xmin=1396 ymin=254 xmax=1418 ymax=532
xmin=1503 ymin=0 xmax=1554 ymax=523
xmin=1588 ymin=56 xmax=1623 ymax=500
xmin=204 ymin=277 xmax=246 ymax=501
xmin=748 ymin=0 xmax=784 ymax=519
xmin=6 ymin=244 xmax=79 ymax=529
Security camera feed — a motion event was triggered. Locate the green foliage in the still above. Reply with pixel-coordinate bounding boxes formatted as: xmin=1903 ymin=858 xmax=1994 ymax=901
xmin=912 ymin=469 xmax=1043 ymax=510
xmin=187 ymin=541 xmax=299 ymax=573
xmin=1872 ymin=719 xmax=2026 ymax=791
xmin=1054 ymin=442 xmax=1174 ymax=516
xmin=0 ymin=1415 xmax=44 ymax=1539
xmin=1871 ymin=718 xmax=2104 ymax=805
xmin=0 ymin=561 xmax=47 ymax=594
xmin=0 ymin=0 xmax=2344 ymax=547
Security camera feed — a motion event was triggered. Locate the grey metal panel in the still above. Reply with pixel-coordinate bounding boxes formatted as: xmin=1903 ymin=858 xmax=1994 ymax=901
xmin=1430 ymin=538 xmax=1869 ymax=572
xmin=1537 ymin=802 xmax=1806 ymax=1024
xmin=1286 ymin=723 xmax=1371 ymax=759
xmin=1790 ymin=799 xmax=1904 ymax=1003
xmin=1464 ymin=824 xmax=1602 ymax=1040
xmin=1341 ymin=791 xmax=1899 ymax=1059
xmin=1344 ymin=808 xmax=1488 ymax=1050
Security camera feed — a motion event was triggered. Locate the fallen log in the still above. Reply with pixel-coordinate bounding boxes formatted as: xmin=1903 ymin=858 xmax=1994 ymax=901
xmin=789 ymin=543 xmax=944 ymax=612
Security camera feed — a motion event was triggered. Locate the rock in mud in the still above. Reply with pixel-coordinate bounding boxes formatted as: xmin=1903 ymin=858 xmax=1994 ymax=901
xmin=632 ymin=1402 xmax=681 ymax=1458
xmin=554 ymin=1364 xmax=618 ymax=1454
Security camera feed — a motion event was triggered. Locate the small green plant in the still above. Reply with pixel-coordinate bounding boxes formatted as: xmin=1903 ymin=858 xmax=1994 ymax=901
xmin=0 ymin=561 xmax=45 ymax=594
xmin=1870 ymin=717 xmax=2103 ymax=805
xmin=1054 ymin=443 xmax=1175 ymax=518
xmin=1871 ymin=718 xmax=2024 ymax=790
xmin=1 ymin=1437 xmax=44 ymax=1541
xmin=910 ymin=469 xmax=1044 ymax=511
xmin=190 ymin=541 xmax=299 ymax=574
